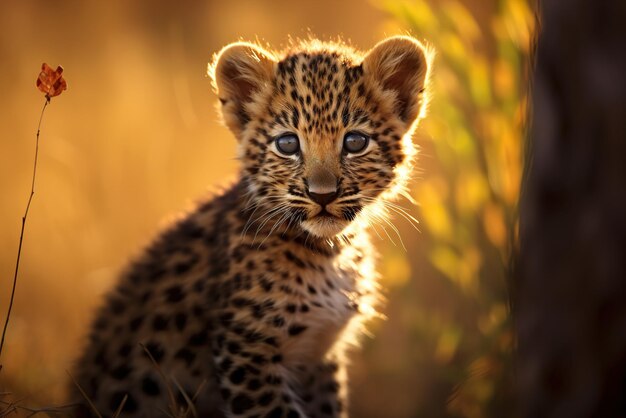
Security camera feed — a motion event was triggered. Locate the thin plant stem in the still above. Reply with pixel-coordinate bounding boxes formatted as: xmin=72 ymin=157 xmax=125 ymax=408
xmin=0 ymin=98 xmax=50 ymax=363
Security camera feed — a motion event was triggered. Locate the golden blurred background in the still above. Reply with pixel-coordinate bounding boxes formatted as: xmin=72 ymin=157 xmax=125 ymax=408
xmin=0 ymin=1 xmax=533 ymax=416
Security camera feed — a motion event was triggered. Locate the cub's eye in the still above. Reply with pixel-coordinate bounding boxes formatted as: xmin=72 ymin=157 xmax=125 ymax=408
xmin=343 ymin=132 xmax=369 ymax=154
xmin=275 ymin=134 xmax=300 ymax=156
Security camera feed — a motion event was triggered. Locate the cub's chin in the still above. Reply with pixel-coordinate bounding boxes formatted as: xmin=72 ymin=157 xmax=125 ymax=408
xmin=301 ymin=212 xmax=349 ymax=238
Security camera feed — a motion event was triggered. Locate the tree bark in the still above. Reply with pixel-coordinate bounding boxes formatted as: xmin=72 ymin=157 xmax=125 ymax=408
xmin=517 ymin=1 xmax=626 ymax=417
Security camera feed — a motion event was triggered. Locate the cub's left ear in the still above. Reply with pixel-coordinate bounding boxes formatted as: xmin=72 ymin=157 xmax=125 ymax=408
xmin=362 ymin=36 xmax=430 ymax=124
xmin=209 ymin=42 xmax=277 ymax=136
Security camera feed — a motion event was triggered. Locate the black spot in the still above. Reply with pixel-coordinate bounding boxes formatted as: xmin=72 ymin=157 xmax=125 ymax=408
xmin=110 ymin=299 xmax=126 ymax=315
xmin=231 ymin=393 xmax=255 ymax=414
xmin=291 ymin=107 xmax=300 ymax=128
xmin=193 ymin=304 xmax=207 ymax=317
xmin=264 ymin=336 xmax=278 ymax=347
xmin=288 ymin=324 xmax=307 ymax=336
xmin=109 ymin=391 xmax=138 ymax=413
xmin=143 ymin=342 xmax=165 ymax=363
xmin=229 ymin=365 xmax=246 ymax=383
xmin=188 ymin=330 xmax=208 ymax=346
xmin=152 ymin=314 xmax=169 ymax=331
xmin=272 ymin=315 xmax=285 ymax=327
xmin=221 ymin=388 xmax=231 ymax=401
xmin=174 ymin=347 xmax=196 ymax=366
xmin=142 ymin=376 xmax=160 ymax=396
xmin=140 ymin=290 xmax=152 ymax=303
xmin=287 ymin=409 xmax=301 ymax=418
xmin=94 ymin=317 xmax=108 ymax=330
xmin=300 ymin=304 xmax=310 ymax=313
xmin=174 ymin=313 xmax=187 ymax=331
xmin=118 ymin=343 xmax=132 ymax=357
xmin=284 ymin=251 xmax=306 ymax=268
xmin=286 ymin=304 xmax=297 ymax=313
xmin=342 ymin=106 xmax=349 ymax=127
xmin=147 ymin=265 xmax=167 ymax=283
xmin=246 ymin=364 xmax=261 ymax=376
xmin=129 ymin=272 xmax=142 ymax=284
xmin=94 ymin=345 xmax=109 ymax=371
xmin=178 ymin=219 xmax=205 ymax=239
xmin=320 ymin=402 xmax=333 ymax=415
xmin=279 ymin=285 xmax=294 ymax=295
xmin=271 ymin=354 xmax=283 ymax=363
xmin=251 ymin=354 xmax=268 ymax=365
xmin=247 ymin=379 xmax=262 ymax=391
xmin=324 ymin=381 xmax=340 ymax=393
xmin=175 ymin=390 xmax=191 ymax=408
xmin=228 ymin=342 xmax=242 ymax=354
xmin=245 ymin=329 xmax=265 ymax=344
xmin=86 ymin=377 xmax=99 ymax=398
xmin=252 ymin=304 xmax=266 ymax=319
xmin=258 ymin=391 xmax=275 ymax=406
xmin=260 ymin=277 xmax=274 ymax=292
xmin=215 ymin=333 xmax=226 ymax=348
xmin=232 ymin=297 xmax=253 ymax=308
xmin=174 ymin=261 xmax=193 ymax=275
xmin=110 ymin=364 xmax=132 ymax=380
xmin=193 ymin=279 xmax=205 ymax=292
xmin=220 ymin=311 xmax=234 ymax=326
xmin=165 ymin=285 xmax=185 ymax=303
xmin=219 ymin=357 xmax=233 ymax=372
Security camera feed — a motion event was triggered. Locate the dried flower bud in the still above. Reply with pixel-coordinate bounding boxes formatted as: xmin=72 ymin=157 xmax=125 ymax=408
xmin=36 ymin=63 xmax=67 ymax=99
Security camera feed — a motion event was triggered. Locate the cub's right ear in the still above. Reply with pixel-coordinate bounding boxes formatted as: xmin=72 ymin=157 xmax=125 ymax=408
xmin=362 ymin=36 xmax=431 ymax=127
xmin=209 ymin=42 xmax=276 ymax=136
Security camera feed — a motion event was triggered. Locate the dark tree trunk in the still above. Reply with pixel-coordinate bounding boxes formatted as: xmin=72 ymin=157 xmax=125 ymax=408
xmin=516 ymin=1 xmax=626 ymax=417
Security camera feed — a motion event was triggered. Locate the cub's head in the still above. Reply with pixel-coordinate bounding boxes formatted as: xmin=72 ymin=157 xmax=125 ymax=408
xmin=209 ymin=37 xmax=431 ymax=239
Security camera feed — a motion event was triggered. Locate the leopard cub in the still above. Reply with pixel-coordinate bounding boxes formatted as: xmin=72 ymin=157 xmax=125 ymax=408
xmin=71 ymin=36 xmax=430 ymax=418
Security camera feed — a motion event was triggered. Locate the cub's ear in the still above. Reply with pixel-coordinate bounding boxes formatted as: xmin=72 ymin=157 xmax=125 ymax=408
xmin=362 ymin=36 xmax=430 ymax=125
xmin=209 ymin=42 xmax=276 ymax=135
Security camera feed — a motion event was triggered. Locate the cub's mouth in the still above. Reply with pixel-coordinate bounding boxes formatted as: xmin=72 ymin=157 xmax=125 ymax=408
xmin=315 ymin=208 xmax=337 ymax=218
xmin=302 ymin=207 xmax=349 ymax=237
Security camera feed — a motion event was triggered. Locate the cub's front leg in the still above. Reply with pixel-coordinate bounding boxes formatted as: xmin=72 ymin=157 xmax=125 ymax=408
xmin=213 ymin=322 xmax=307 ymax=418
xmin=298 ymin=356 xmax=348 ymax=418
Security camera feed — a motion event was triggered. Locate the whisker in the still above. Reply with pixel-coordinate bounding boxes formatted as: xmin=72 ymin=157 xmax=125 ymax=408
xmin=377 ymin=203 xmax=420 ymax=233
xmin=372 ymin=214 xmax=397 ymax=247
xmin=368 ymin=218 xmax=385 ymax=241
xmin=241 ymin=197 xmax=283 ymax=238
xmin=253 ymin=206 xmax=289 ymax=244
xmin=380 ymin=215 xmax=406 ymax=251
xmin=260 ymin=210 xmax=292 ymax=247
xmin=357 ymin=196 xmax=421 ymax=232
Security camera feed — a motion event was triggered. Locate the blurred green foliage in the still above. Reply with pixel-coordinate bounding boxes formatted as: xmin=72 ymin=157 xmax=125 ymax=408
xmin=375 ymin=1 xmax=533 ymax=417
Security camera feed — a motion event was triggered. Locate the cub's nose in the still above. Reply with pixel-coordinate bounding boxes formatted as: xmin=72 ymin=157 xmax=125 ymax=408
xmin=307 ymin=165 xmax=338 ymax=207
xmin=308 ymin=190 xmax=338 ymax=207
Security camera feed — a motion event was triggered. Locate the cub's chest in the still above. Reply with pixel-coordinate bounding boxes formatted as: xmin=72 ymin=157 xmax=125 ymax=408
xmin=279 ymin=265 xmax=360 ymax=365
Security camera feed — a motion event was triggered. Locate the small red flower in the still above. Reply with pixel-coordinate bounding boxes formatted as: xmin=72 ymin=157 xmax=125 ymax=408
xmin=36 ymin=63 xmax=67 ymax=99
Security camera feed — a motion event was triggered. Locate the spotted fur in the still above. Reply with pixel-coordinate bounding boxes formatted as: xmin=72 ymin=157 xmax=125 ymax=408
xmin=71 ymin=36 xmax=431 ymax=418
